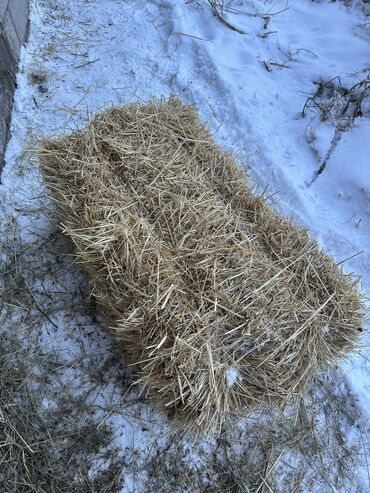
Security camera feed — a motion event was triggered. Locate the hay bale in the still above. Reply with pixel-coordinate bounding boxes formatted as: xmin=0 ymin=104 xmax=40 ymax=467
xmin=38 ymin=97 xmax=365 ymax=434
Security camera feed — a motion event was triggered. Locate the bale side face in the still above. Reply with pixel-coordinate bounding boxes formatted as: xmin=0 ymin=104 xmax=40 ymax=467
xmin=39 ymin=98 xmax=365 ymax=434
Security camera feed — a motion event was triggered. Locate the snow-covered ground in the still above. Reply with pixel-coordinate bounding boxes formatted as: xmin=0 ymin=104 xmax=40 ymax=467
xmin=1 ymin=1 xmax=369 ymax=491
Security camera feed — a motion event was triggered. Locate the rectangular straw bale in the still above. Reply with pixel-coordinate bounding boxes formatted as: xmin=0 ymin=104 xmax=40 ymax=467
xmin=38 ymin=97 xmax=365 ymax=434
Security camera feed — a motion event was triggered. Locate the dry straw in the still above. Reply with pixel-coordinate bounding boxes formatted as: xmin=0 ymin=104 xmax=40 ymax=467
xmin=38 ymin=97 xmax=365 ymax=434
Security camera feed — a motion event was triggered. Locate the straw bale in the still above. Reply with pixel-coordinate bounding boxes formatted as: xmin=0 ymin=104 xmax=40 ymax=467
xmin=38 ymin=97 xmax=365 ymax=433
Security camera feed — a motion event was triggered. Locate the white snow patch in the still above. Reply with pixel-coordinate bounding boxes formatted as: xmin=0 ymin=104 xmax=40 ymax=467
xmin=226 ymin=367 xmax=242 ymax=387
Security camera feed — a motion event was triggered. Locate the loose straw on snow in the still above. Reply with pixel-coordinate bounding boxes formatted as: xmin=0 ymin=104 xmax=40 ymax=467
xmin=38 ymin=97 xmax=365 ymax=434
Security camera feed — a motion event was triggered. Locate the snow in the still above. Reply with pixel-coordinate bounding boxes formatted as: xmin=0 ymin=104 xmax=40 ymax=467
xmin=1 ymin=0 xmax=369 ymax=491
xmin=226 ymin=367 xmax=242 ymax=387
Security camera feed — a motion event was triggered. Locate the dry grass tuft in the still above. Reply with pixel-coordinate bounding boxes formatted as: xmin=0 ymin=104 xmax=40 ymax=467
xmin=0 ymin=329 xmax=125 ymax=493
xmin=38 ymin=97 xmax=365 ymax=434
